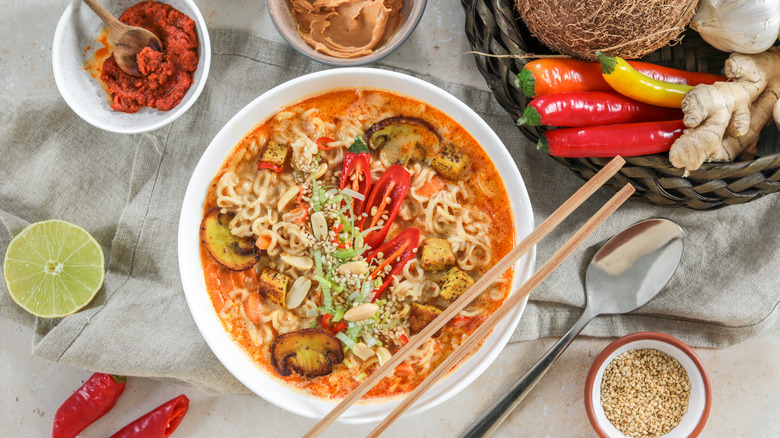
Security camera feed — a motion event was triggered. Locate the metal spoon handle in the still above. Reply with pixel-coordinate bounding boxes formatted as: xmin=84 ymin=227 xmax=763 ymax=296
xmin=459 ymin=308 xmax=597 ymax=438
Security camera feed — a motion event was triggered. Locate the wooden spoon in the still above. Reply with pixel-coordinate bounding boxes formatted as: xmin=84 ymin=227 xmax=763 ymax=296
xmin=83 ymin=0 xmax=162 ymax=76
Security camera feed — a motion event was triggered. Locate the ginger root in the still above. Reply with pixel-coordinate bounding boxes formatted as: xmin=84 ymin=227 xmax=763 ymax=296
xmin=669 ymin=47 xmax=780 ymax=175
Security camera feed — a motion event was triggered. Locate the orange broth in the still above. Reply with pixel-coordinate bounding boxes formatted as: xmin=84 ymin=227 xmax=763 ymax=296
xmin=200 ymin=89 xmax=516 ymax=400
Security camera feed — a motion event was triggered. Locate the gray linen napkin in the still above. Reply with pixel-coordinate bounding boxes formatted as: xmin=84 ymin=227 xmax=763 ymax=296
xmin=1 ymin=30 xmax=778 ymax=394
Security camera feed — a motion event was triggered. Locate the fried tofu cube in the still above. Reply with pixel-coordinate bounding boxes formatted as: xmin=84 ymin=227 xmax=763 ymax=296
xmin=438 ymin=267 xmax=475 ymax=302
xmin=409 ymin=303 xmax=443 ymax=337
xmin=420 ymin=238 xmax=456 ymax=271
xmin=431 ymin=143 xmax=471 ymax=180
xmin=259 ymin=140 xmax=290 ymax=169
xmin=258 ymin=268 xmax=291 ymax=306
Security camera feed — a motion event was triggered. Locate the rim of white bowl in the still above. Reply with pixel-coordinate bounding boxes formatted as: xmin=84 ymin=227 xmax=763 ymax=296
xmin=178 ymin=67 xmax=536 ymax=423
xmin=52 ymin=0 xmax=211 ymax=134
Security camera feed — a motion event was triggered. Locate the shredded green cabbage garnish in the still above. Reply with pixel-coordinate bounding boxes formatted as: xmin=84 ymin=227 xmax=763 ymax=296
xmin=336 ymin=332 xmax=356 ymax=349
xmin=332 ymin=307 xmax=346 ymax=322
xmin=333 ymin=248 xmax=356 ymax=260
xmin=311 ymin=170 xmax=322 ymax=212
xmin=314 ymin=249 xmax=324 ymax=278
xmin=363 ymin=331 xmax=379 ymax=348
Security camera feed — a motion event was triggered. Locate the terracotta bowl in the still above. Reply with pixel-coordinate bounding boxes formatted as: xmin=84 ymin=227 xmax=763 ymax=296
xmin=267 ymin=0 xmax=426 ymax=66
xmin=585 ymin=332 xmax=712 ymax=438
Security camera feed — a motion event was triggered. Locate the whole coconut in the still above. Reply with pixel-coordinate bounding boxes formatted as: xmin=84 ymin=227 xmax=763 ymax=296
xmin=516 ymin=0 xmax=698 ymax=60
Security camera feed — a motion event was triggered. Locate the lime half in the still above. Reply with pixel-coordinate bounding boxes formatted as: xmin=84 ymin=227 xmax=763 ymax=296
xmin=3 ymin=220 xmax=105 ymax=318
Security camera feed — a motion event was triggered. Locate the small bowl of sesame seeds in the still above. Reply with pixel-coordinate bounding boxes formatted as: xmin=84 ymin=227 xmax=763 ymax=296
xmin=584 ymin=332 xmax=712 ymax=438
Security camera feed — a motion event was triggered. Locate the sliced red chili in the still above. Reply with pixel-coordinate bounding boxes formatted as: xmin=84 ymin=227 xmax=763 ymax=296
xmin=109 ymin=394 xmax=189 ymax=438
xmin=293 ymin=186 xmax=309 ymax=225
xmin=257 ymin=162 xmax=282 ymax=173
xmin=339 ymin=137 xmax=372 ymax=216
xmin=321 ymin=313 xmax=347 ymax=334
xmin=317 ymin=136 xmax=335 ymax=151
xmin=398 ymin=333 xmax=409 ymax=345
xmin=366 ymin=228 xmax=420 ymax=301
xmin=53 ymin=373 xmax=127 ymax=438
xmin=452 ymin=316 xmax=471 ymax=326
xmin=322 ymin=312 xmax=333 ymax=327
xmin=358 ymin=164 xmax=411 ymax=250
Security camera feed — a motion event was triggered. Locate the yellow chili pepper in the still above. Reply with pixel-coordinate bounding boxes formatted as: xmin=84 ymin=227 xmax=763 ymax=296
xmin=596 ymin=52 xmax=692 ymax=108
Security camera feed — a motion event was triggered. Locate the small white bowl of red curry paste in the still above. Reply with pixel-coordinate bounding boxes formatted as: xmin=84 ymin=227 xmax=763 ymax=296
xmin=53 ymin=0 xmax=210 ymax=134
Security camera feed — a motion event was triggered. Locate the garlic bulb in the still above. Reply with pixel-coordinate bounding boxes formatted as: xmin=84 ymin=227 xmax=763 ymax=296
xmin=691 ymin=0 xmax=780 ymax=54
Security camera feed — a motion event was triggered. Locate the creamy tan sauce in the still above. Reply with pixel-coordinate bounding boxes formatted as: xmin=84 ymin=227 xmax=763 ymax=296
xmin=291 ymin=0 xmax=403 ymax=58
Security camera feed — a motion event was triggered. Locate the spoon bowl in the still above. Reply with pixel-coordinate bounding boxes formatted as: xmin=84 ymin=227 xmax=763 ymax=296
xmin=586 ymin=218 xmax=684 ymax=315
xmin=82 ymin=0 xmax=162 ymax=76
xmin=460 ymin=218 xmax=684 ymax=438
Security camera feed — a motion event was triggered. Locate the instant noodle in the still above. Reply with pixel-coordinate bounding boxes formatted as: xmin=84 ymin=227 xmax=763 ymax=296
xmin=200 ymin=88 xmax=515 ymax=400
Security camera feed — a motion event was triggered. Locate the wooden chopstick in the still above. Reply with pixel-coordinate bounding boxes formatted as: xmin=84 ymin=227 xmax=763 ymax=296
xmin=303 ymin=156 xmax=627 ymax=438
xmin=367 ymin=182 xmax=635 ymax=437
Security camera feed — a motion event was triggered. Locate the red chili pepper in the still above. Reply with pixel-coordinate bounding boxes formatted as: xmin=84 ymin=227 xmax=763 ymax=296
xmin=53 ymin=373 xmax=127 ymax=438
xmin=321 ymin=313 xmax=347 ymax=333
xmin=293 ymin=185 xmax=309 ymax=225
xmin=109 ymin=395 xmax=189 ymax=438
xmin=517 ymin=59 xmax=724 ymax=98
xmin=452 ymin=316 xmax=471 ymax=326
xmin=540 ymin=120 xmax=685 ymax=158
xmin=398 ymin=333 xmax=409 ymax=345
xmin=366 ymin=228 xmax=420 ymax=301
xmin=357 ymin=164 xmax=411 ymax=250
xmin=257 ymin=162 xmax=282 ymax=173
xmin=316 ymin=136 xmax=335 ymax=151
xmin=517 ymin=92 xmax=683 ymax=128
xmin=339 ymin=136 xmax=372 ymax=216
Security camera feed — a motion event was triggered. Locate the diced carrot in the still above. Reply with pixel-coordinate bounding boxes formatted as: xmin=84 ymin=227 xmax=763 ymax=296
xmin=245 ymin=293 xmax=261 ymax=325
xmin=256 ymin=235 xmax=272 ymax=250
xmin=416 ymin=176 xmax=445 ymax=198
xmin=395 ymin=362 xmax=414 ymax=375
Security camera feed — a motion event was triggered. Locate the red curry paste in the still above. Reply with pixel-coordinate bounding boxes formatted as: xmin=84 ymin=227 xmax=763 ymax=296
xmin=100 ymin=1 xmax=199 ymax=113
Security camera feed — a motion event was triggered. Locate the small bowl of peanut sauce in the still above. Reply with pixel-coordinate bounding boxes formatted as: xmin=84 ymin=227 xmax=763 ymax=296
xmin=267 ymin=0 xmax=426 ymax=66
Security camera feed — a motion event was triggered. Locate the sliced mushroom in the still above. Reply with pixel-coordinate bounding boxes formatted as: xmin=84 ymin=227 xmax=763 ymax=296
xmin=344 ymin=303 xmax=379 ymax=322
xmin=200 ymin=207 xmax=259 ymax=270
xmin=285 ymin=276 xmax=311 ymax=309
xmin=366 ymin=117 xmax=439 ymax=165
xmin=271 ymin=329 xmax=344 ymax=378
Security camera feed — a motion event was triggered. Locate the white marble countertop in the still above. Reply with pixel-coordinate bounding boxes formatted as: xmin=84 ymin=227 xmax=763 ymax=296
xmin=1 ymin=1 xmax=779 ymax=437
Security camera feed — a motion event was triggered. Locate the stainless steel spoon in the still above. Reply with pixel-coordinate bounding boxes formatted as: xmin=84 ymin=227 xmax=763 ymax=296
xmin=460 ymin=218 xmax=684 ymax=438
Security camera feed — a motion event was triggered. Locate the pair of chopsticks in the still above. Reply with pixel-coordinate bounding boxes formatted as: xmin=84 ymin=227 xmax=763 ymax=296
xmin=305 ymin=156 xmax=634 ymax=438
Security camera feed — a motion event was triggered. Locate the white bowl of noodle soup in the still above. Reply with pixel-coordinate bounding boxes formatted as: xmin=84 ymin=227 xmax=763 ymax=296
xmin=178 ymin=68 xmax=535 ymax=423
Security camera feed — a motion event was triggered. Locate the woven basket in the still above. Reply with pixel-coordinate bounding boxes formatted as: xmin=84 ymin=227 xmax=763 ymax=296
xmin=462 ymin=0 xmax=780 ymax=209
